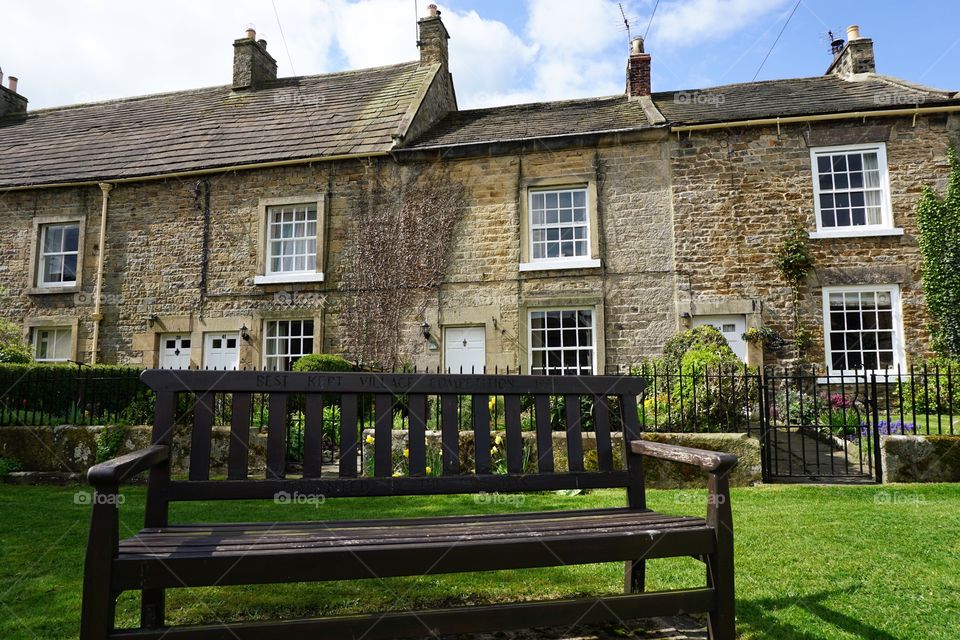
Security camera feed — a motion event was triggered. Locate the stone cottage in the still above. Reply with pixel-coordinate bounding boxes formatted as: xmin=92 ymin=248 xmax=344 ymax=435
xmin=0 ymin=11 xmax=957 ymax=375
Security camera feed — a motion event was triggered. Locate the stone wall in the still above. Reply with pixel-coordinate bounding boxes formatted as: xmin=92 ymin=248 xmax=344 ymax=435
xmin=880 ymin=435 xmax=960 ymax=483
xmin=0 ymin=425 xmax=269 ymax=478
xmin=670 ymin=114 xmax=960 ymax=368
xmin=362 ymin=429 xmax=761 ymax=488
xmin=0 ymin=136 xmax=678 ymax=372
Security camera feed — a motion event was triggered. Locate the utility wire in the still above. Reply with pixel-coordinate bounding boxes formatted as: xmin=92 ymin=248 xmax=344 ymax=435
xmin=752 ymin=0 xmax=801 ymax=81
xmin=271 ymin=0 xmax=297 ymax=77
xmin=643 ymin=0 xmax=661 ymax=40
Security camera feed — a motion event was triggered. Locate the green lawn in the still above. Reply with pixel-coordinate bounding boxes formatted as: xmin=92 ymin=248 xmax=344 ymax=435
xmin=1 ymin=484 xmax=958 ymax=639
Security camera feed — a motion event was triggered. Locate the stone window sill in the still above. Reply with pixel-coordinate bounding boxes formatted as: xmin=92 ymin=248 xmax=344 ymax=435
xmin=808 ymin=228 xmax=904 ymax=240
xmin=519 ymin=258 xmax=602 ymax=272
xmin=254 ymin=272 xmax=325 ymax=285
xmin=27 ymin=285 xmax=80 ymax=296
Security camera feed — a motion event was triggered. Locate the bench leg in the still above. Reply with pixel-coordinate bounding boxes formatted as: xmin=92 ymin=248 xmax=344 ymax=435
xmin=141 ymin=589 xmax=165 ymax=628
xmin=624 ymin=559 xmax=645 ymax=593
xmin=81 ymin=500 xmax=119 ymax=640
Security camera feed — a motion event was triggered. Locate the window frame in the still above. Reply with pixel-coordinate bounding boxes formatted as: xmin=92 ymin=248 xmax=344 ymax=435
xmin=821 ymin=284 xmax=905 ymax=376
xmin=808 ymin=142 xmax=900 ymax=239
xmin=262 ymin=318 xmax=316 ymax=371
xmin=526 ymin=307 xmax=599 ymax=376
xmin=27 ymin=216 xmax=86 ymax=294
xmin=31 ymin=325 xmax=74 ymax=362
xmin=254 ymin=194 xmax=326 ymax=285
xmin=519 ymin=176 xmax=601 ymax=272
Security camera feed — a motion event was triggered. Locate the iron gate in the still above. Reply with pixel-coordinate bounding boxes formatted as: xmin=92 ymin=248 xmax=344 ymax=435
xmin=760 ymin=369 xmax=881 ymax=483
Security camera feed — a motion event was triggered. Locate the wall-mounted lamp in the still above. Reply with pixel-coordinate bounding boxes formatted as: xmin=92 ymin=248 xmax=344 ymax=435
xmin=240 ymin=324 xmax=250 ymax=341
xmin=679 ymin=312 xmax=692 ymax=319
xmin=421 ymin=321 xmax=432 ymax=340
xmin=147 ymin=313 xmax=159 ymax=328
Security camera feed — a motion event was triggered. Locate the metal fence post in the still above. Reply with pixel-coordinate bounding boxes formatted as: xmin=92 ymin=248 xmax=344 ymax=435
xmin=871 ymin=373 xmax=883 ymax=484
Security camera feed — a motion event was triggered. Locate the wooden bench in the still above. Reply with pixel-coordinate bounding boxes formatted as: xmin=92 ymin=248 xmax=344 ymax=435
xmin=80 ymin=370 xmax=737 ymax=639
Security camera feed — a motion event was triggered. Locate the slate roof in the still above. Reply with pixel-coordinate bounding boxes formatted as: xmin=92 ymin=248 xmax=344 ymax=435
xmin=0 ymin=61 xmax=437 ymax=188
xmin=401 ymin=95 xmax=656 ymax=149
xmin=403 ymin=73 xmax=958 ymax=150
xmin=652 ymin=74 xmax=959 ymax=126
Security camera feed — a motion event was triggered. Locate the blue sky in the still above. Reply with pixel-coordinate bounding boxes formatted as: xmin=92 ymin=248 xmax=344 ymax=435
xmin=3 ymin=0 xmax=958 ymax=111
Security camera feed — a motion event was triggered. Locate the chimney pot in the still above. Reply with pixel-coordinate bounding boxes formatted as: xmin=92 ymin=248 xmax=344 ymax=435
xmin=233 ymin=29 xmax=277 ymax=90
xmin=626 ymin=45 xmax=651 ymax=98
xmin=826 ymin=24 xmax=874 ymax=76
xmin=8 ymin=77 xmax=18 ymax=94
xmin=418 ymin=6 xmax=450 ymax=67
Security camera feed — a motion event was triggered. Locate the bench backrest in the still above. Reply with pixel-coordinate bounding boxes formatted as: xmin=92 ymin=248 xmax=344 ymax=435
xmin=140 ymin=370 xmax=647 ymax=511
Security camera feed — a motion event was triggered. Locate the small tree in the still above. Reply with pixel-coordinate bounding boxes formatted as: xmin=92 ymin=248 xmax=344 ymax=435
xmin=0 ymin=318 xmax=31 ymax=363
xmin=916 ymin=146 xmax=960 ymax=357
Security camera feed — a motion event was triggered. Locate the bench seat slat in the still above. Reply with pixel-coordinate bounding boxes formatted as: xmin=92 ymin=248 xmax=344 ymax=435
xmin=121 ymin=514 xmax=705 ymax=550
xmin=112 ymin=511 xmax=713 ymax=589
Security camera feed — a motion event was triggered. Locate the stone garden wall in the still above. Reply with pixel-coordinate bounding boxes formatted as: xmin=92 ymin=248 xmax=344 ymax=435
xmin=880 ymin=435 xmax=960 ymax=483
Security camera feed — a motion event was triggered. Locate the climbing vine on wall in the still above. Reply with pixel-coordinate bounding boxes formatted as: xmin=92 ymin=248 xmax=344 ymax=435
xmin=916 ymin=146 xmax=960 ymax=357
xmin=338 ymin=174 xmax=467 ymax=369
xmin=774 ymin=218 xmax=815 ymax=359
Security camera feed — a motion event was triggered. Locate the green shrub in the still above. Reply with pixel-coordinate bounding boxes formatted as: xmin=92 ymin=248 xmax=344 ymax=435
xmin=292 ymin=354 xmax=355 ymax=373
xmin=660 ymin=325 xmax=734 ymax=371
xmin=95 ymin=425 xmax=128 ymax=463
xmin=0 ymin=318 xmax=31 ymax=363
xmin=0 ymin=456 xmax=21 ymax=479
xmin=897 ymin=356 xmax=960 ymax=415
xmin=640 ymin=326 xmax=757 ymax=432
xmin=0 ymin=364 xmax=150 ymax=426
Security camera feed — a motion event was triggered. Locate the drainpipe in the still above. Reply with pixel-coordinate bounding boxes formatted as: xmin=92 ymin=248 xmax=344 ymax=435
xmin=90 ymin=182 xmax=113 ymax=364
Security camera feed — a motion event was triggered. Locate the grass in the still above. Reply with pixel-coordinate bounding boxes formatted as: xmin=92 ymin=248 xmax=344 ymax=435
xmin=0 ymin=484 xmax=958 ymax=639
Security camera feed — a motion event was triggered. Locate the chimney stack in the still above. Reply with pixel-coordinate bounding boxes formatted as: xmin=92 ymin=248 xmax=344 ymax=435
xmin=233 ymin=25 xmax=278 ymax=90
xmin=626 ymin=37 xmax=651 ymax=98
xmin=826 ymin=24 xmax=875 ymax=77
xmin=418 ymin=4 xmax=450 ymax=68
xmin=0 ymin=67 xmax=27 ymax=119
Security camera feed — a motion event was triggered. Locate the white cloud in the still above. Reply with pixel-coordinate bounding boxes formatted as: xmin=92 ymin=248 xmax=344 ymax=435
xmin=651 ymin=0 xmax=790 ymax=48
xmin=0 ymin=0 xmax=791 ymax=112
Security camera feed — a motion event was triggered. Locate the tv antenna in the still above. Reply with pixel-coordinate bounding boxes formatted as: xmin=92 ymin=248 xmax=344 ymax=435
xmin=822 ymin=29 xmax=846 ymax=56
xmin=619 ymin=3 xmax=632 ymax=45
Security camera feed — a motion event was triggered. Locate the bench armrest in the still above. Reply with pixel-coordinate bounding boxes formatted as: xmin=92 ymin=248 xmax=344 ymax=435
xmin=88 ymin=444 xmax=169 ymax=488
xmin=630 ymin=440 xmax=737 ymax=473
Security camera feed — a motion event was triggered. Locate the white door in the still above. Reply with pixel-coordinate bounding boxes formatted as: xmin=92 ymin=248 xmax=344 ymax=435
xmin=692 ymin=315 xmax=747 ymax=362
xmin=444 ymin=326 xmax=486 ymax=373
xmin=159 ymin=334 xmax=192 ymax=369
xmin=203 ymin=332 xmax=240 ymax=370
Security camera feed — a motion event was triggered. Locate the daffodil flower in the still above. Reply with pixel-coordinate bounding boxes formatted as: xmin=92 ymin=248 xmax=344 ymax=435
xmin=403 ymin=448 xmax=409 ymax=458
xmin=365 ymin=435 xmax=375 ymax=445
xmin=425 ymin=466 xmax=432 ymax=474
xmin=494 ymin=434 xmax=503 ymax=446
